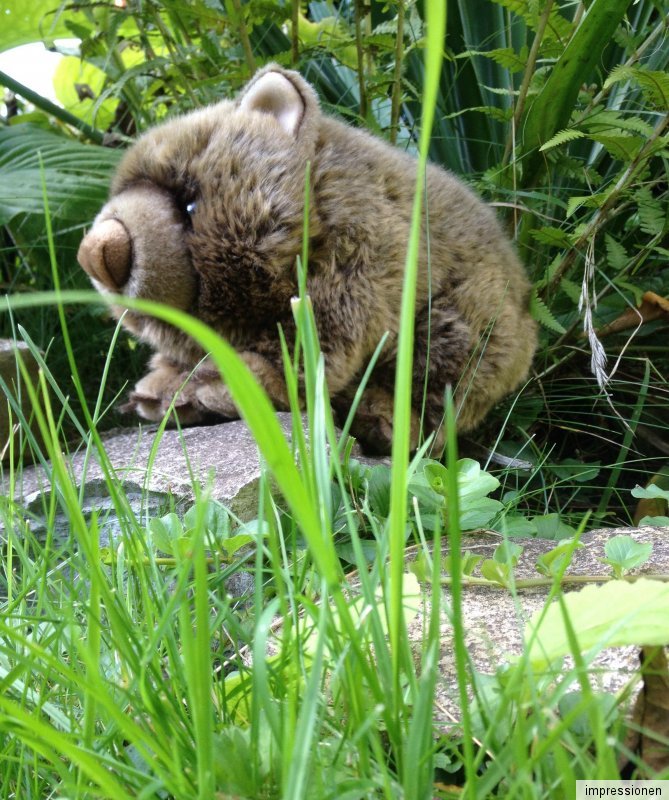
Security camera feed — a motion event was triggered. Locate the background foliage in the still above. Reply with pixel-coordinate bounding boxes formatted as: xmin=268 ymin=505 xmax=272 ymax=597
xmin=1 ymin=0 xmax=668 ymax=526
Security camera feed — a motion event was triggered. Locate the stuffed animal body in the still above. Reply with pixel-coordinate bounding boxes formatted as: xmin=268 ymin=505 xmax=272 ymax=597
xmin=78 ymin=64 xmax=537 ymax=454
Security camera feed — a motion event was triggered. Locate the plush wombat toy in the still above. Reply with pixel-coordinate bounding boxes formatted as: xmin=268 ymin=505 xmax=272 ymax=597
xmin=78 ymin=64 xmax=537 ymax=454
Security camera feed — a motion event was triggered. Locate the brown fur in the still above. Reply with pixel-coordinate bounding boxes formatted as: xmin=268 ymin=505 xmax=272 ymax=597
xmin=78 ymin=64 xmax=537 ymax=454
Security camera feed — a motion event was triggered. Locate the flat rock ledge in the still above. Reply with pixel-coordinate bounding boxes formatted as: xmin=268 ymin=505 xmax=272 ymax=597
xmin=3 ymin=417 xmax=667 ymax=732
xmin=2 ymin=414 xmax=313 ymax=543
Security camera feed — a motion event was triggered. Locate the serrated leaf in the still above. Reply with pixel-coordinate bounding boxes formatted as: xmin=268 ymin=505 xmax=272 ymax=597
xmin=566 ymin=192 xmax=608 ymax=218
xmin=521 ymin=0 xmax=632 ymax=169
xmin=530 ymin=290 xmax=566 ymax=334
xmin=605 ymin=65 xmax=669 ymax=110
xmin=527 ymin=579 xmax=669 ymax=668
xmin=462 ymin=47 xmax=528 ymax=73
xmin=588 ymin=132 xmax=644 ymax=161
xmin=582 ymin=109 xmax=654 ymax=138
xmin=531 ymin=226 xmax=573 ymax=248
xmin=635 ymin=186 xmax=665 ymax=236
xmin=539 ymin=128 xmax=586 ymax=152
xmin=560 ymin=278 xmax=582 ymax=304
xmin=605 ymin=235 xmax=628 ymax=271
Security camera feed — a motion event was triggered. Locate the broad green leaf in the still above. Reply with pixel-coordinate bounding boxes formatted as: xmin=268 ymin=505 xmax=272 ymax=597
xmin=493 ymin=541 xmax=523 ymax=566
xmin=424 ymin=459 xmax=500 ymax=501
xmin=0 ymin=0 xmax=80 ymax=52
xmin=527 ymin=579 xmax=669 ymax=668
xmin=548 ymin=459 xmax=601 ymax=483
xmin=639 ymin=516 xmax=669 ymax=527
xmin=149 ymin=514 xmax=184 ymax=556
xmin=455 ymin=459 xmax=500 ymax=501
xmin=221 ymin=533 xmax=258 ymax=557
xmin=459 ymin=497 xmax=504 ymax=530
xmin=601 ymin=534 xmax=653 ymax=577
xmin=441 ymin=552 xmax=485 ymax=577
xmin=495 ymin=514 xmax=537 ymax=538
xmin=53 ymin=55 xmax=118 ymax=130
xmin=531 ymin=514 xmax=576 ymax=541
xmin=367 ymin=464 xmax=392 ymax=517
xmin=632 ymin=484 xmax=669 ymax=501
xmin=558 ymin=691 xmax=619 ymax=741
xmin=0 ymin=124 xmax=120 ymax=224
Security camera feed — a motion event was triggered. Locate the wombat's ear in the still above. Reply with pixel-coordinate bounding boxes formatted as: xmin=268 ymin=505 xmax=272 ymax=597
xmin=238 ymin=66 xmax=319 ymax=143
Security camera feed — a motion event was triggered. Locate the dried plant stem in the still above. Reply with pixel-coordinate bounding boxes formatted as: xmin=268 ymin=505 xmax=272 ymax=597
xmin=354 ymin=0 xmax=369 ymax=119
xmin=503 ymin=0 xmax=554 ymax=166
xmin=291 ymin=0 xmax=300 ymax=65
xmin=0 ymin=70 xmax=105 ymax=144
xmin=441 ymin=573 xmax=669 ymax=590
xmin=389 ymin=0 xmax=406 ymax=145
xmin=227 ymin=0 xmax=256 ymax=75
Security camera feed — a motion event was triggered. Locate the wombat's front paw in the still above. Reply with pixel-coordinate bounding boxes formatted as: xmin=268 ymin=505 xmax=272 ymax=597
xmin=123 ymin=361 xmax=238 ymax=425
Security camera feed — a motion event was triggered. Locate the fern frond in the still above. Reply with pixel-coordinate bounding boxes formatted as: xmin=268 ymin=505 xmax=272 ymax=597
xmin=539 ymin=128 xmax=586 ymax=152
xmin=530 ymin=290 xmax=567 ymax=334
xmin=605 ymin=235 xmax=628 ymax=271
xmin=635 ymin=186 xmax=666 ymax=236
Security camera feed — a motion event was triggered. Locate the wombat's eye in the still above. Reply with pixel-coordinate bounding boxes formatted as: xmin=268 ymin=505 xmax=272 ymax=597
xmin=186 ymin=201 xmax=197 ymax=216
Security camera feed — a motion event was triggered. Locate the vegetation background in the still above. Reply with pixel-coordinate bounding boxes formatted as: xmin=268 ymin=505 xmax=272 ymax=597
xmin=0 ymin=0 xmax=668 ymax=797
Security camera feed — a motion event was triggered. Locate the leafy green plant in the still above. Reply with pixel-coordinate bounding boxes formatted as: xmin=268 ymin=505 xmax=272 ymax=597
xmin=601 ymin=533 xmax=653 ymax=578
xmin=632 ymin=483 xmax=669 ymax=527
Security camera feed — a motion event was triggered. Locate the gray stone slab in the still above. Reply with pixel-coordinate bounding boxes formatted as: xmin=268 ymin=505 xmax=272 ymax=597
xmin=1 ymin=414 xmax=303 ymax=544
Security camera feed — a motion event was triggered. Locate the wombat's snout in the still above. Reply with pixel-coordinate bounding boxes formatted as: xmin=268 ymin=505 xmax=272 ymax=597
xmin=77 ymin=219 xmax=132 ymax=290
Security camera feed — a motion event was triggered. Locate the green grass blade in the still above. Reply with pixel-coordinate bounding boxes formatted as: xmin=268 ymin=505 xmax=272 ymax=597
xmin=387 ymin=0 xmax=446 ymax=730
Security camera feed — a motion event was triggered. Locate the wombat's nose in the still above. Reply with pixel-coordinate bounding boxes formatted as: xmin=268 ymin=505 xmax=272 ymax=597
xmin=77 ymin=219 xmax=132 ymax=290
